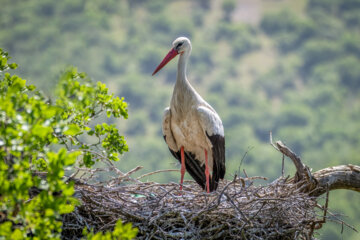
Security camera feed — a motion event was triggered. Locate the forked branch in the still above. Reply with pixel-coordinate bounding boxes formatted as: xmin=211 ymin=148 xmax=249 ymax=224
xmin=270 ymin=132 xmax=360 ymax=196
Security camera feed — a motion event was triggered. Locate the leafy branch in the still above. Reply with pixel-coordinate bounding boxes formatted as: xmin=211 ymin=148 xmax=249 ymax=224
xmin=0 ymin=49 xmax=136 ymax=239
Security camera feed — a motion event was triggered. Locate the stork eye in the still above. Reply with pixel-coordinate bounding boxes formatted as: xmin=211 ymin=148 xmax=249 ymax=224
xmin=177 ymin=42 xmax=183 ymax=48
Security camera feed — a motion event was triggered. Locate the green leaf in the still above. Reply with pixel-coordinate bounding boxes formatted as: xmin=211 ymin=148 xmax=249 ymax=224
xmin=10 ymin=229 xmax=24 ymax=240
xmin=83 ymin=152 xmax=95 ymax=168
xmin=62 ymin=184 xmax=75 ymax=196
xmin=32 ymin=124 xmax=52 ymax=139
xmin=64 ymin=124 xmax=82 ymax=136
xmin=0 ymin=222 xmax=13 ymax=236
xmin=65 ymin=151 xmax=80 ymax=165
xmin=9 ymin=63 xmax=18 ymax=69
xmin=59 ymin=203 xmax=75 ymax=214
xmin=45 ymin=208 xmax=55 ymax=217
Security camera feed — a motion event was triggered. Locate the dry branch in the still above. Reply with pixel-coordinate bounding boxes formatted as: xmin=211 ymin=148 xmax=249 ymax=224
xmin=270 ymin=133 xmax=360 ymax=196
xmin=311 ymin=164 xmax=360 ymax=197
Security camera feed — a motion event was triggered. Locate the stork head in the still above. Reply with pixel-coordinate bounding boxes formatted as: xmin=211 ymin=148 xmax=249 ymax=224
xmin=172 ymin=37 xmax=191 ymax=54
xmin=152 ymin=37 xmax=191 ymax=76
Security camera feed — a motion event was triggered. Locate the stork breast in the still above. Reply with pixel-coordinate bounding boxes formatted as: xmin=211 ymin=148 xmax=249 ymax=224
xmin=172 ymin=114 xmax=208 ymax=151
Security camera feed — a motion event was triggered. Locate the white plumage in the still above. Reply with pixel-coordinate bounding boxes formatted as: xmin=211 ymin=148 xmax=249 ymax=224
xmin=153 ymin=37 xmax=225 ymax=192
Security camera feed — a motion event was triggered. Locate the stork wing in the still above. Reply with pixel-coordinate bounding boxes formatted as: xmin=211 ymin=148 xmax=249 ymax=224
xmin=162 ymin=107 xmax=177 ymax=151
xmin=197 ymin=106 xmax=226 ymax=186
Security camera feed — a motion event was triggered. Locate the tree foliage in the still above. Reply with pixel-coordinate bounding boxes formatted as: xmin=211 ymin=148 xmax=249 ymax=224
xmin=83 ymin=220 xmax=138 ymax=240
xmin=1 ymin=0 xmax=359 ymax=238
xmin=0 ymin=49 xmax=136 ymax=239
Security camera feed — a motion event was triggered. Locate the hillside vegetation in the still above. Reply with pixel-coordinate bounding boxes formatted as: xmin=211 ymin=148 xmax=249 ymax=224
xmin=1 ymin=0 xmax=359 ymax=239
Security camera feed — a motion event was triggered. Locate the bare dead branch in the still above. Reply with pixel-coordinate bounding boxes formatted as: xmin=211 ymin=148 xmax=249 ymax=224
xmin=311 ymin=165 xmax=360 ymax=197
xmin=271 ymin=134 xmax=360 ymax=196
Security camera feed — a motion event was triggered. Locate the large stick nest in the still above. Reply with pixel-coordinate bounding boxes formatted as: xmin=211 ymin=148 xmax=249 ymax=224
xmin=62 ymin=174 xmax=321 ymax=240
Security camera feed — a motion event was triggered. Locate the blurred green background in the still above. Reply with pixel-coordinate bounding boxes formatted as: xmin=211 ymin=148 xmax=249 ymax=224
xmin=1 ymin=0 xmax=359 ymax=238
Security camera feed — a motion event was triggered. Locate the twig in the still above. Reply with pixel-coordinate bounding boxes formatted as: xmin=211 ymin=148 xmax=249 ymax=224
xmin=238 ymin=146 xmax=254 ymax=176
xmin=269 ymin=132 xmax=312 ymax=183
xmin=281 ymin=154 xmax=284 ymax=177
xmin=137 ymin=169 xmax=179 ymax=180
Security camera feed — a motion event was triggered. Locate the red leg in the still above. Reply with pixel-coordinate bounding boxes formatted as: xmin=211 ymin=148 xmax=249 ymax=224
xmin=180 ymin=146 xmax=185 ymax=190
xmin=205 ymin=149 xmax=210 ymax=193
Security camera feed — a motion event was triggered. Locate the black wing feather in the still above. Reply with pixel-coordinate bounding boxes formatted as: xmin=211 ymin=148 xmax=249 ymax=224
xmin=206 ymin=132 xmax=226 ymax=189
xmin=168 ymin=148 xmax=206 ymax=189
xmin=164 ymin=135 xmax=225 ymax=192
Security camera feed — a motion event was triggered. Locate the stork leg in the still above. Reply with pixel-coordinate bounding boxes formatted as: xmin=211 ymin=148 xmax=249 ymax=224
xmin=205 ymin=149 xmax=210 ymax=193
xmin=180 ymin=146 xmax=185 ymax=191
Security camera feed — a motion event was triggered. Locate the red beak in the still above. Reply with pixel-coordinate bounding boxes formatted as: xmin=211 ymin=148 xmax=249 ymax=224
xmin=152 ymin=48 xmax=179 ymax=75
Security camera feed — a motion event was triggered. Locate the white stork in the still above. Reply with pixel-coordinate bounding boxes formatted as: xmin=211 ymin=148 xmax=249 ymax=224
xmin=152 ymin=37 xmax=225 ymax=193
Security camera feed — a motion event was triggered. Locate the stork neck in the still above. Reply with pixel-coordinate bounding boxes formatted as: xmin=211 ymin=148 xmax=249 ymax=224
xmin=176 ymin=52 xmax=190 ymax=86
xmin=171 ymin=50 xmax=195 ymax=113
